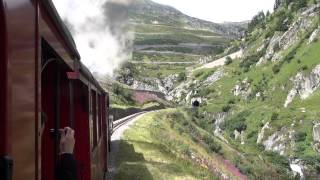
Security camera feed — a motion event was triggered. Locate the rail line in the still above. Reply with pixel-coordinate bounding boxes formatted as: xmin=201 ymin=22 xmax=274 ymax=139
xmin=111 ymin=111 xmax=147 ymax=134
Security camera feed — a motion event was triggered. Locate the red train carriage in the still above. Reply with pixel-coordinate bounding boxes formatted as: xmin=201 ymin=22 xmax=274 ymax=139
xmin=0 ymin=0 xmax=110 ymax=180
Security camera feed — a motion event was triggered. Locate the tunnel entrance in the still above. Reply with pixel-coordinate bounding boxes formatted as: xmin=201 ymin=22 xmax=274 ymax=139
xmin=192 ymin=100 xmax=200 ymax=107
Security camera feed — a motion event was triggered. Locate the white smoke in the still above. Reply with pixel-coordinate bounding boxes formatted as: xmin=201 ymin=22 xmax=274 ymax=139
xmin=53 ymin=0 xmax=133 ymax=76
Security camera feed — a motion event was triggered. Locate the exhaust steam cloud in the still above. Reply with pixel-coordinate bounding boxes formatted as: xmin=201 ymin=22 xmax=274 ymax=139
xmin=53 ymin=0 xmax=134 ymax=76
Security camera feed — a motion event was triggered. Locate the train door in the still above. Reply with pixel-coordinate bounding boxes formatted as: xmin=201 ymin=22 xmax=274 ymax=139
xmin=40 ymin=40 xmax=71 ymax=180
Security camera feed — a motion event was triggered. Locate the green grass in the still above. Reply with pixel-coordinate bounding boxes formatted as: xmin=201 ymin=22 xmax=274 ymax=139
xmin=193 ymin=68 xmax=217 ymax=81
xmin=133 ymin=24 xmax=230 ymax=46
xmin=132 ymin=52 xmax=199 ymax=62
xmin=115 ymin=110 xmax=220 ymax=180
xmin=133 ymin=63 xmax=188 ymax=78
xmin=134 ymin=24 xmax=220 ymax=36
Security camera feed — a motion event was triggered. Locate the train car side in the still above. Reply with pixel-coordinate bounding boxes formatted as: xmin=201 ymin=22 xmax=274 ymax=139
xmin=0 ymin=0 xmax=110 ymax=180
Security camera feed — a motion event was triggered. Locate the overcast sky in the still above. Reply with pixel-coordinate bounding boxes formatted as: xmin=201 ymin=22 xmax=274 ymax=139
xmin=152 ymin=0 xmax=275 ymax=23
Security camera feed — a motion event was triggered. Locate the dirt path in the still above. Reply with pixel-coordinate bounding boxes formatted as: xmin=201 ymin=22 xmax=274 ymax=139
xmin=194 ymin=50 xmax=243 ymax=71
xmin=106 ymin=113 xmax=148 ymax=180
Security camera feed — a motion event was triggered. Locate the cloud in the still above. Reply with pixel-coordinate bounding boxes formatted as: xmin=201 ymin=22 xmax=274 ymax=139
xmin=53 ymin=0 xmax=134 ymax=75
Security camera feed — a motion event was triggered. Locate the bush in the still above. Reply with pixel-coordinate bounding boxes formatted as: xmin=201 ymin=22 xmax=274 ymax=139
xmin=203 ymin=135 xmax=222 ymax=153
xmin=233 ymin=121 xmax=247 ymax=132
xmin=301 ymin=65 xmax=308 ymax=71
xmin=301 ymin=155 xmax=320 ymax=173
xmin=265 ymin=151 xmax=290 ymax=169
xmin=272 ymin=64 xmax=281 ymax=74
xmin=112 ymin=84 xmax=134 ymax=103
xmin=221 ymin=111 xmax=250 ymax=133
xmin=228 ymin=99 xmax=236 ymax=104
xmin=240 ymin=47 xmax=266 ymax=70
xmin=178 ymin=72 xmax=187 ymax=82
xmin=225 ymin=56 xmax=233 ymax=65
xmin=293 ymin=131 xmax=307 ymax=142
xmin=222 ymin=105 xmax=232 ymax=112
xmin=271 ymin=112 xmax=279 ymax=121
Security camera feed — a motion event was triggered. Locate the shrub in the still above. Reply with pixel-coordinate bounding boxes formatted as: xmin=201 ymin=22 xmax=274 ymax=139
xmin=228 ymin=99 xmax=236 ymax=104
xmin=203 ymin=135 xmax=222 ymax=153
xmin=225 ymin=56 xmax=233 ymax=65
xmin=178 ymin=72 xmax=187 ymax=82
xmin=301 ymin=155 xmax=320 ymax=173
xmin=265 ymin=151 xmax=290 ymax=169
xmin=221 ymin=111 xmax=250 ymax=133
xmin=272 ymin=64 xmax=281 ymax=74
xmin=297 ymin=59 xmax=301 ymax=64
xmin=271 ymin=112 xmax=279 ymax=121
xmin=222 ymin=105 xmax=232 ymax=112
xmin=234 ymin=121 xmax=247 ymax=132
xmin=239 ymin=47 xmax=266 ymax=70
xmin=301 ymin=65 xmax=308 ymax=71
xmin=293 ymin=131 xmax=307 ymax=142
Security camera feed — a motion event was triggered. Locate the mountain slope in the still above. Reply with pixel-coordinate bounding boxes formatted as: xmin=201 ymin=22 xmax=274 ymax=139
xmin=128 ymin=0 xmax=245 ymax=38
xmin=166 ymin=1 xmax=320 ymax=178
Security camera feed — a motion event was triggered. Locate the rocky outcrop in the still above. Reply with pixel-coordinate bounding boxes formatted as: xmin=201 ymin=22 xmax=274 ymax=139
xmin=232 ymin=78 xmax=251 ymax=98
xmin=262 ymin=127 xmax=292 ymax=155
xmin=313 ymin=122 xmax=320 ymax=153
xmin=290 ymin=159 xmax=305 ymax=179
xmin=260 ymin=4 xmax=320 ymax=63
xmin=162 ymin=74 xmax=179 ymax=92
xmin=204 ymin=68 xmax=224 ymax=85
xmin=257 ymin=122 xmax=271 ymax=144
xmin=234 ymin=130 xmax=246 ymax=145
xmin=212 ymin=112 xmax=228 ymax=136
xmin=308 ymin=28 xmax=319 ymax=44
xmin=284 ymin=65 xmax=320 ymax=107
xmin=276 ymin=4 xmax=320 ymax=55
xmin=131 ymin=80 xmax=158 ymax=92
xmin=265 ymin=34 xmax=281 ymax=60
xmin=313 ymin=122 xmax=320 ymax=142
xmin=131 ymin=73 xmax=179 ymax=96
xmin=167 ymin=80 xmax=194 ymax=102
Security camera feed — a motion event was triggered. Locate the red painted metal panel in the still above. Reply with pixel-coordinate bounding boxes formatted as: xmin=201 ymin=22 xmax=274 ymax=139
xmin=67 ymin=71 xmax=80 ymax=80
xmin=41 ymin=62 xmax=57 ymax=180
xmin=5 ymin=0 xmax=37 ymax=179
xmin=91 ymin=90 xmax=98 ymax=150
xmin=0 ymin=0 xmax=8 ymax=156
xmin=103 ymin=95 xmax=108 ymax=171
xmin=98 ymin=94 xmax=102 ymax=140
xmin=74 ymin=81 xmax=91 ymax=180
xmin=59 ymin=66 xmax=71 ymax=129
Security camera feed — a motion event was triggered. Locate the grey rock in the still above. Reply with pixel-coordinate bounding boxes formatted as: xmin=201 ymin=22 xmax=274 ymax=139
xmin=308 ymin=28 xmax=319 ymax=44
xmin=204 ymin=68 xmax=224 ymax=85
xmin=232 ymin=78 xmax=251 ymax=98
xmin=284 ymin=65 xmax=320 ymax=107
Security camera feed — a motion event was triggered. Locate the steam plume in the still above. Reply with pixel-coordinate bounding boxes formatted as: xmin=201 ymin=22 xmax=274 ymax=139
xmin=53 ymin=0 xmax=133 ymax=75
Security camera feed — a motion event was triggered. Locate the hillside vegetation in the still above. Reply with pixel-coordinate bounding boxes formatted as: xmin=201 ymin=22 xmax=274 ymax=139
xmin=112 ymin=0 xmax=320 ymax=179
xmin=165 ymin=0 xmax=320 ymax=178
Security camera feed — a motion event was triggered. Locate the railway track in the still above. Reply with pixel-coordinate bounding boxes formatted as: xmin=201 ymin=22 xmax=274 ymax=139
xmin=112 ymin=111 xmax=147 ymax=134
xmin=106 ymin=111 xmax=149 ymax=180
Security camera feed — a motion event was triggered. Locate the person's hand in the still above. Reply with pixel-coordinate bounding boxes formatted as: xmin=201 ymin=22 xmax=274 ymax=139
xmin=59 ymin=127 xmax=75 ymax=154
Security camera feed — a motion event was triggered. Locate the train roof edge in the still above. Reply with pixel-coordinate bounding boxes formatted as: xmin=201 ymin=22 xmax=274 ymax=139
xmin=41 ymin=0 xmax=80 ymax=60
xmin=42 ymin=0 xmax=108 ymax=95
